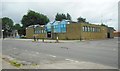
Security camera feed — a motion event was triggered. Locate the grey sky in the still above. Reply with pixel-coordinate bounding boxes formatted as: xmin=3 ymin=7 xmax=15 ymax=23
xmin=1 ymin=0 xmax=119 ymax=31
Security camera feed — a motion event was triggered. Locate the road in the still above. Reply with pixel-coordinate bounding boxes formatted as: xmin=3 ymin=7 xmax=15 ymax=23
xmin=2 ymin=38 xmax=118 ymax=69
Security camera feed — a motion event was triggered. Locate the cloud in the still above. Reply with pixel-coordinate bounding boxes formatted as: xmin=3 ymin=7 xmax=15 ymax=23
xmin=1 ymin=0 xmax=119 ymax=31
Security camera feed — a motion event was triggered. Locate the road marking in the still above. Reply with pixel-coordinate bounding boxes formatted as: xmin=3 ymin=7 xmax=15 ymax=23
xmin=36 ymin=52 xmax=39 ymax=54
xmin=113 ymin=48 xmax=116 ymax=51
xmin=75 ymin=61 xmax=79 ymax=63
xmin=13 ymin=48 xmax=16 ymax=49
xmin=65 ymin=59 xmax=71 ymax=61
xmin=49 ymin=55 xmax=56 ymax=58
xmin=65 ymin=59 xmax=74 ymax=61
xmin=65 ymin=59 xmax=79 ymax=63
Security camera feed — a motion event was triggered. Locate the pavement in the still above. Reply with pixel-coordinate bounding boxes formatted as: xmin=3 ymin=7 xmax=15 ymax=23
xmin=2 ymin=38 xmax=119 ymax=69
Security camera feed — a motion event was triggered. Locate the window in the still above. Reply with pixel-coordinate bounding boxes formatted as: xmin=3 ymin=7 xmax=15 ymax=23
xmin=98 ymin=28 xmax=100 ymax=32
xmin=95 ymin=28 xmax=97 ymax=32
xmin=91 ymin=27 xmax=94 ymax=32
xmin=64 ymin=24 xmax=66 ymax=28
xmin=94 ymin=27 xmax=98 ymax=32
xmin=90 ymin=27 xmax=92 ymax=32
xmin=35 ymin=30 xmax=38 ymax=34
xmin=93 ymin=27 xmax=95 ymax=32
xmin=41 ymin=30 xmax=43 ymax=33
xmin=85 ymin=26 xmax=87 ymax=32
xmin=61 ymin=24 xmax=66 ymax=33
xmin=61 ymin=24 xmax=64 ymax=28
xmin=82 ymin=26 xmax=85 ymax=32
xmin=94 ymin=27 xmax=96 ymax=32
xmin=87 ymin=26 xmax=88 ymax=32
xmin=87 ymin=27 xmax=90 ymax=32
xmin=95 ymin=27 xmax=98 ymax=32
xmin=37 ymin=31 xmax=39 ymax=34
xmin=39 ymin=30 xmax=41 ymax=33
xmin=44 ymin=30 xmax=46 ymax=33
xmin=54 ymin=25 xmax=58 ymax=33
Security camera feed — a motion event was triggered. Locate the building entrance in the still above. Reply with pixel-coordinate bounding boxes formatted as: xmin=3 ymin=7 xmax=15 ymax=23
xmin=47 ymin=32 xmax=51 ymax=38
xmin=107 ymin=33 xmax=110 ymax=38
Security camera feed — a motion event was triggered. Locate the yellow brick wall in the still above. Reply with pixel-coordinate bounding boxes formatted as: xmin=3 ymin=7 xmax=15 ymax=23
xmin=66 ymin=23 xmax=81 ymax=40
xmin=81 ymin=24 xmax=108 ymax=40
xmin=64 ymin=23 xmax=108 ymax=40
xmin=36 ymin=34 xmax=46 ymax=39
xmin=26 ymin=23 xmax=111 ymax=40
xmin=26 ymin=27 xmax=34 ymax=39
xmin=26 ymin=26 xmax=46 ymax=39
xmin=57 ymin=33 xmax=66 ymax=40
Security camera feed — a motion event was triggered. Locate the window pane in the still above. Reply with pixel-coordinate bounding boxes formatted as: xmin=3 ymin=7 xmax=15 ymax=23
xmin=88 ymin=27 xmax=90 ymax=32
xmin=82 ymin=26 xmax=84 ymax=32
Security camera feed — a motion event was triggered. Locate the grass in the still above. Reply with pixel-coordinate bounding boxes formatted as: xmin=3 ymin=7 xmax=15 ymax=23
xmin=32 ymin=63 xmax=38 ymax=66
xmin=9 ymin=60 xmax=22 ymax=68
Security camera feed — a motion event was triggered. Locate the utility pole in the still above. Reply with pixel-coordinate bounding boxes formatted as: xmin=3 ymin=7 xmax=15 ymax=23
xmin=80 ymin=23 xmax=82 ymax=41
xmin=2 ymin=30 xmax=4 ymax=39
xmin=56 ymin=33 xmax=59 ymax=43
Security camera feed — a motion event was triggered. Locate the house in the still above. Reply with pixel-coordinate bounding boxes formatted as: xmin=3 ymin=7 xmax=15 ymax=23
xmin=114 ymin=31 xmax=120 ymax=37
xmin=26 ymin=20 xmax=115 ymax=40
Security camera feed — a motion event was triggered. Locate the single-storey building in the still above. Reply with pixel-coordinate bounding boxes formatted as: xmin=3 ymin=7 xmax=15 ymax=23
xmin=26 ymin=20 xmax=115 ymax=40
xmin=114 ymin=31 xmax=120 ymax=37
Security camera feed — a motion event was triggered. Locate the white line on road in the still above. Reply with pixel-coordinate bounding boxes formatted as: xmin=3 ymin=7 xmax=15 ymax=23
xmin=65 ymin=59 xmax=74 ymax=61
xmin=65 ymin=59 xmax=71 ymax=61
xmin=65 ymin=59 xmax=79 ymax=63
xmin=113 ymin=48 xmax=116 ymax=51
xmin=13 ymin=48 xmax=16 ymax=49
xmin=75 ymin=61 xmax=79 ymax=63
xmin=36 ymin=52 xmax=39 ymax=54
xmin=49 ymin=55 xmax=56 ymax=58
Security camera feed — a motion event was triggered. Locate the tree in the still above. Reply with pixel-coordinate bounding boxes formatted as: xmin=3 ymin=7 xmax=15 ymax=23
xmin=101 ymin=23 xmax=108 ymax=27
xmin=77 ymin=17 xmax=86 ymax=23
xmin=55 ymin=13 xmax=67 ymax=21
xmin=13 ymin=24 xmax=23 ymax=36
xmin=66 ymin=13 xmax=71 ymax=20
xmin=2 ymin=17 xmax=14 ymax=37
xmin=2 ymin=17 xmax=14 ymax=30
xmin=13 ymin=24 xmax=21 ymax=30
xmin=21 ymin=10 xmax=50 ymax=36
xmin=61 ymin=14 xmax=67 ymax=20
xmin=21 ymin=10 xmax=50 ymax=28
xmin=18 ymin=27 xmax=26 ymax=36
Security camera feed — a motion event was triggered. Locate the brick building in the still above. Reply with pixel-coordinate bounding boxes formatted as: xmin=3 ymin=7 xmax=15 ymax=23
xmin=26 ymin=20 xmax=115 ymax=40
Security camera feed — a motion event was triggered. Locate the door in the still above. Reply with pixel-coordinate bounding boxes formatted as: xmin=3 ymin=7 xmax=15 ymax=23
xmin=47 ymin=32 xmax=51 ymax=38
xmin=107 ymin=33 xmax=110 ymax=38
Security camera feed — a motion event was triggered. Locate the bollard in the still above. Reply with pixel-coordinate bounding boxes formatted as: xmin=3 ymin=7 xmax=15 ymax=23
xmin=56 ymin=36 xmax=59 ymax=43
xmin=42 ymin=38 xmax=44 ymax=42
xmin=33 ymin=36 xmax=36 ymax=42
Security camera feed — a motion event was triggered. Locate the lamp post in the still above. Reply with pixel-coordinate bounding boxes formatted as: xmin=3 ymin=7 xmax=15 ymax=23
xmin=33 ymin=25 xmax=36 ymax=41
xmin=80 ymin=23 xmax=82 ymax=41
xmin=56 ymin=35 xmax=59 ymax=43
xmin=2 ymin=30 xmax=4 ymax=39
